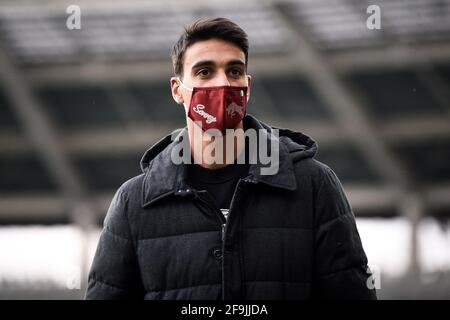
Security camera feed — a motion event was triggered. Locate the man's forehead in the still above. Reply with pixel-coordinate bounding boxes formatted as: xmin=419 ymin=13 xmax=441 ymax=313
xmin=184 ymin=39 xmax=246 ymax=69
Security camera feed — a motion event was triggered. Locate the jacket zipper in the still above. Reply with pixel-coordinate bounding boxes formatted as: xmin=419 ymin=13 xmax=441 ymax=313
xmin=193 ymin=191 xmax=226 ymax=226
xmin=191 ymin=177 xmax=256 ymax=300
xmin=191 ymin=176 xmax=256 ymax=241
xmin=222 ymin=177 xmax=256 ymax=245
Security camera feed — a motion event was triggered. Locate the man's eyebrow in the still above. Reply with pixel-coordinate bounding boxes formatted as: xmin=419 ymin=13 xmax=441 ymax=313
xmin=191 ymin=60 xmax=215 ymax=70
xmin=226 ymin=60 xmax=246 ymax=67
xmin=190 ymin=59 xmax=246 ymax=70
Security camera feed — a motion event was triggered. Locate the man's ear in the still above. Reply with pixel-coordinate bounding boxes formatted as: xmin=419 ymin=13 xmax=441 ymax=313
xmin=246 ymin=74 xmax=252 ymax=103
xmin=170 ymin=76 xmax=184 ymax=105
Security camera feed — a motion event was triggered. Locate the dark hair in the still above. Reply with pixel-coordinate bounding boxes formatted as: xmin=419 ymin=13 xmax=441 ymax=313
xmin=171 ymin=17 xmax=249 ymax=77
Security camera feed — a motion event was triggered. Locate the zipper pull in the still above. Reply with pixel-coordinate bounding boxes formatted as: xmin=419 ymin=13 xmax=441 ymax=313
xmin=176 ymin=188 xmax=193 ymax=197
xmin=221 ymin=223 xmax=226 ymax=241
xmin=243 ymin=176 xmax=257 ymax=185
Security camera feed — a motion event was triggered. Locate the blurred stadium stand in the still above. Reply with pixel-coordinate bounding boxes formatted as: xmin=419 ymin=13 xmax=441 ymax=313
xmin=0 ymin=0 xmax=450 ymax=299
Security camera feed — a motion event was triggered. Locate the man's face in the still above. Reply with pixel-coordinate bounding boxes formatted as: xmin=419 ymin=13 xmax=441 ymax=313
xmin=170 ymin=38 xmax=251 ymax=111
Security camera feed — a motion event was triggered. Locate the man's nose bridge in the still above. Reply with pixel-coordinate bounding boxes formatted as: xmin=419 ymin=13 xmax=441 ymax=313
xmin=216 ymin=68 xmax=231 ymax=86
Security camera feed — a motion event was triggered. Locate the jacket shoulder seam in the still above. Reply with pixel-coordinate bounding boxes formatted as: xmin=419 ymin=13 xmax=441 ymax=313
xmin=104 ymin=225 xmax=132 ymax=241
xmin=316 ymin=210 xmax=354 ymax=229
xmin=90 ymin=275 xmax=126 ymax=292
xmin=148 ymin=282 xmax=221 ymax=294
xmin=317 ymin=263 xmax=368 ymax=278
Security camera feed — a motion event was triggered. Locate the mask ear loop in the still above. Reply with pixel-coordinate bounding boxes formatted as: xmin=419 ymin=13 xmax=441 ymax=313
xmin=177 ymin=77 xmax=193 ymax=92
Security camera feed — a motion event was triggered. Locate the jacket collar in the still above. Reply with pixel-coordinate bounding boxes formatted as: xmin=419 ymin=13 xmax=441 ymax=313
xmin=141 ymin=115 xmax=298 ymax=208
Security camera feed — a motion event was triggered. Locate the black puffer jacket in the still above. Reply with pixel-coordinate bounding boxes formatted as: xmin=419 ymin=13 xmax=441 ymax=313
xmin=85 ymin=114 xmax=377 ymax=300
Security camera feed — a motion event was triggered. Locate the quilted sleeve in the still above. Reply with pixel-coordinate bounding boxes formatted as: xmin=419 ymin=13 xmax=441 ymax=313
xmin=312 ymin=166 xmax=377 ymax=300
xmin=85 ymin=185 xmax=145 ymax=299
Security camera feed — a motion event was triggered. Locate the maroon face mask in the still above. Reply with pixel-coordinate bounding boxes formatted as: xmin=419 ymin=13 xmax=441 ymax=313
xmin=178 ymin=78 xmax=248 ymax=134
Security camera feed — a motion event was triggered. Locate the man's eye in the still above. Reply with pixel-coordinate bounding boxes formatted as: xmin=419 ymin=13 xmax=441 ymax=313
xmin=197 ymin=69 xmax=210 ymax=77
xmin=229 ymin=68 xmax=243 ymax=77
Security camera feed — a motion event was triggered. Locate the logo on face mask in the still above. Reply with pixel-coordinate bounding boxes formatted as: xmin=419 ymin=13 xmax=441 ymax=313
xmin=226 ymin=102 xmax=244 ymax=118
xmin=192 ymin=104 xmax=217 ymax=124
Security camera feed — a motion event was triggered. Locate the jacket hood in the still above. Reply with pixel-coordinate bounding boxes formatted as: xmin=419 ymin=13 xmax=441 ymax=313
xmin=140 ymin=114 xmax=318 ymax=171
xmin=140 ymin=114 xmax=318 ymax=207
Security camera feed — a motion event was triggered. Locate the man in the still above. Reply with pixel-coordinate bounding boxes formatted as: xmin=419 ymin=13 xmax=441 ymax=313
xmin=85 ymin=17 xmax=377 ymax=300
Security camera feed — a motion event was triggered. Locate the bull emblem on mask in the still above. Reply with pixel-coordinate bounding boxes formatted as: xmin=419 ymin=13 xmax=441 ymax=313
xmin=226 ymin=102 xmax=244 ymax=118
